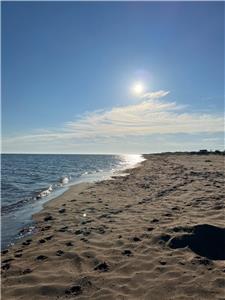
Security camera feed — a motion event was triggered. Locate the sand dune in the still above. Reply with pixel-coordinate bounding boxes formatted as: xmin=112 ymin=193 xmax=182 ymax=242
xmin=2 ymin=154 xmax=225 ymax=299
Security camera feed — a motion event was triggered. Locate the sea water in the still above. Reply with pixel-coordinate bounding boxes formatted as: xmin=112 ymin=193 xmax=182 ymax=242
xmin=1 ymin=154 xmax=144 ymax=249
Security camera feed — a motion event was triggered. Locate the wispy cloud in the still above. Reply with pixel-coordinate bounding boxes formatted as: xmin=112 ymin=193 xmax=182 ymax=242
xmin=3 ymin=90 xmax=224 ymax=152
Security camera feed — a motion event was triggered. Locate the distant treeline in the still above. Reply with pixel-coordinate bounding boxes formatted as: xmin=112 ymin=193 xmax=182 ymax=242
xmin=144 ymin=150 xmax=225 ymax=157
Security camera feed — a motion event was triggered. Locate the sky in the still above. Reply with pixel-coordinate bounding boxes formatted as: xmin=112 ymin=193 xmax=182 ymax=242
xmin=2 ymin=1 xmax=224 ymax=154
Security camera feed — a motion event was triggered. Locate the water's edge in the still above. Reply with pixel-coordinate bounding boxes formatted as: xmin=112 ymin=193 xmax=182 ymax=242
xmin=2 ymin=155 xmax=146 ymax=250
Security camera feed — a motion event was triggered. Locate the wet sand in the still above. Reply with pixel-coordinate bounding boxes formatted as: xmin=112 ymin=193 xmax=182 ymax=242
xmin=1 ymin=154 xmax=225 ymax=300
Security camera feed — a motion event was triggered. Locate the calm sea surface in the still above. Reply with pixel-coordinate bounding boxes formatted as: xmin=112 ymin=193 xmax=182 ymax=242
xmin=1 ymin=154 xmax=144 ymax=249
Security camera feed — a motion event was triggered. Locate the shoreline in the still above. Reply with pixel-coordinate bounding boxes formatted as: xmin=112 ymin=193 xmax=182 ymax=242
xmin=2 ymin=154 xmax=145 ymax=250
xmin=2 ymin=153 xmax=225 ymax=300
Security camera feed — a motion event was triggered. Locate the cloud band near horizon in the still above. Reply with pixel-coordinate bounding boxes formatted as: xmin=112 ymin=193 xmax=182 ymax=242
xmin=3 ymin=90 xmax=224 ymax=153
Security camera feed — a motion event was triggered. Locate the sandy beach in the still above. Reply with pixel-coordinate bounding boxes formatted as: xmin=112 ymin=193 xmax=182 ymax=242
xmin=1 ymin=153 xmax=225 ymax=300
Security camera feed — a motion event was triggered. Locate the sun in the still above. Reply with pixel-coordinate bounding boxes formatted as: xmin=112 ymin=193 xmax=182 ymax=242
xmin=132 ymin=82 xmax=145 ymax=95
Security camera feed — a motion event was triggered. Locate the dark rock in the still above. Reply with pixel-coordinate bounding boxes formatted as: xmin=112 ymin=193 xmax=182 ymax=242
xmin=59 ymin=208 xmax=66 ymax=214
xmin=1 ymin=250 xmax=8 ymax=255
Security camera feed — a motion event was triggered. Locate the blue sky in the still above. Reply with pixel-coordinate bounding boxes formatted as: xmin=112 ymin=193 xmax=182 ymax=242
xmin=2 ymin=1 xmax=224 ymax=153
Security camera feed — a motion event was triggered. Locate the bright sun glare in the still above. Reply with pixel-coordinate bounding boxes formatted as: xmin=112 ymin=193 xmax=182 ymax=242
xmin=132 ymin=82 xmax=144 ymax=95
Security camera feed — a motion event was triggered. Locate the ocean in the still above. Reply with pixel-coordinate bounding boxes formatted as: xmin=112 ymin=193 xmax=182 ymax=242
xmin=1 ymin=154 xmax=144 ymax=249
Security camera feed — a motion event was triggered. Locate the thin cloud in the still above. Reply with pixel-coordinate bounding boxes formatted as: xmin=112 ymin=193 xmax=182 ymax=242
xmin=3 ymin=90 xmax=224 ymax=149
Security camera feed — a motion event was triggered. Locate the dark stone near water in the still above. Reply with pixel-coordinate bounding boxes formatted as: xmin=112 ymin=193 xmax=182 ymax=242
xmin=168 ymin=224 xmax=225 ymax=260
xmin=94 ymin=262 xmax=109 ymax=272
xmin=1 ymin=250 xmax=8 ymax=255
xmin=59 ymin=208 xmax=66 ymax=214
xmin=133 ymin=237 xmax=141 ymax=242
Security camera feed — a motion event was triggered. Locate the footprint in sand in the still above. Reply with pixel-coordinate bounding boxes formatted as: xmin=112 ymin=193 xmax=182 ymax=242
xmin=2 ymin=263 xmax=10 ymax=270
xmin=65 ymin=285 xmax=82 ymax=296
xmin=56 ymin=250 xmax=64 ymax=256
xmin=44 ymin=215 xmax=53 ymax=222
xmin=22 ymin=239 xmax=32 ymax=246
xmin=41 ymin=225 xmax=51 ymax=231
xmin=22 ymin=268 xmax=32 ymax=275
xmin=39 ymin=239 xmax=46 ymax=244
xmin=133 ymin=237 xmax=141 ymax=242
xmin=15 ymin=253 xmax=22 ymax=258
xmin=94 ymin=262 xmax=109 ymax=272
xmin=65 ymin=241 xmax=74 ymax=247
xmin=58 ymin=226 xmax=68 ymax=232
xmin=122 ymin=250 xmax=132 ymax=256
xmin=36 ymin=255 xmax=48 ymax=261
xmin=45 ymin=235 xmax=54 ymax=241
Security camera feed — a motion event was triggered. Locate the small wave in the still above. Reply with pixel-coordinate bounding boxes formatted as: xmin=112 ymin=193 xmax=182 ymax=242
xmin=59 ymin=176 xmax=69 ymax=185
xmin=36 ymin=185 xmax=53 ymax=199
